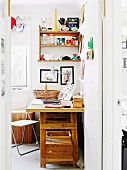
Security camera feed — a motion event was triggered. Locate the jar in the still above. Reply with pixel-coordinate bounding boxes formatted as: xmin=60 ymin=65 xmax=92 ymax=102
xmin=49 ymin=34 xmax=55 ymax=45
xmin=42 ymin=34 xmax=48 ymax=45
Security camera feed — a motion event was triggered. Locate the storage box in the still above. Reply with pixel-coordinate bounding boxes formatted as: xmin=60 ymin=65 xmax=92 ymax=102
xmin=73 ymin=95 xmax=83 ymax=108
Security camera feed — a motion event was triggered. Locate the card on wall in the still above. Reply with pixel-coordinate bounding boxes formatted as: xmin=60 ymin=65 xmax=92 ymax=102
xmin=0 ymin=34 xmax=6 ymax=100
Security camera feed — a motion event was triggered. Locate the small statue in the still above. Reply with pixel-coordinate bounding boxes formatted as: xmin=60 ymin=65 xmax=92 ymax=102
xmin=41 ymin=17 xmax=47 ymax=31
xmin=58 ymin=18 xmax=69 ymax=31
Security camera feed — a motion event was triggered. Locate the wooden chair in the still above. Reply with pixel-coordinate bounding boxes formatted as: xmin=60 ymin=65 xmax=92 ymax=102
xmin=11 ymin=112 xmax=39 ymax=156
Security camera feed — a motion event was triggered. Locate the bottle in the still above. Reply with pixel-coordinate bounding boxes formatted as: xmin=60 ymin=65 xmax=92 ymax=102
xmin=87 ymin=37 xmax=94 ymax=60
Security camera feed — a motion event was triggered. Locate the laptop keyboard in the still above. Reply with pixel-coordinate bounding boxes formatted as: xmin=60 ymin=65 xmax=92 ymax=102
xmin=43 ymin=100 xmax=61 ymax=104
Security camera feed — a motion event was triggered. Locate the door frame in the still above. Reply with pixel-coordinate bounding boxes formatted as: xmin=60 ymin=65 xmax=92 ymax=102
xmin=103 ymin=0 xmax=122 ymax=170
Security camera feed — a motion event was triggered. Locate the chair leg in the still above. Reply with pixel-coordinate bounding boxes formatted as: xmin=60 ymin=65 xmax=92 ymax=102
xmin=12 ymin=129 xmax=23 ymax=156
xmin=21 ymin=126 xmax=26 ymax=144
xmin=12 ymin=125 xmax=26 ymax=148
xmin=11 ymin=124 xmax=39 ymax=156
xmin=32 ymin=124 xmax=40 ymax=148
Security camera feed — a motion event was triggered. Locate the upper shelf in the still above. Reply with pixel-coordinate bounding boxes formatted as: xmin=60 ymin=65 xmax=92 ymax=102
xmin=40 ymin=44 xmax=79 ymax=47
xmin=40 ymin=31 xmax=80 ymax=36
xmin=38 ymin=60 xmax=81 ymax=62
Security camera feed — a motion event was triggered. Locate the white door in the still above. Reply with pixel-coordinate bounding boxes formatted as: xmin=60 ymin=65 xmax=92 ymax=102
xmin=103 ymin=0 xmax=122 ymax=170
xmin=0 ymin=0 xmax=11 ymax=170
xmin=83 ymin=0 xmax=103 ymax=170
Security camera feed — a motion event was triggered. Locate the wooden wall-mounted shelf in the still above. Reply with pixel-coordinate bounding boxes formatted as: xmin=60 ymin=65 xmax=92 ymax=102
xmin=39 ymin=26 xmax=80 ymax=61
xmin=40 ymin=45 xmax=79 ymax=47
xmin=38 ymin=60 xmax=81 ymax=62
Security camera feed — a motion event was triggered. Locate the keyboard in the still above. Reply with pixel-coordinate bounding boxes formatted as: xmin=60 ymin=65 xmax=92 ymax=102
xmin=43 ymin=100 xmax=61 ymax=104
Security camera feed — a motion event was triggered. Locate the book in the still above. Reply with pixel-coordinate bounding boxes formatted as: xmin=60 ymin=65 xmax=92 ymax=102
xmin=45 ymin=104 xmax=64 ymax=108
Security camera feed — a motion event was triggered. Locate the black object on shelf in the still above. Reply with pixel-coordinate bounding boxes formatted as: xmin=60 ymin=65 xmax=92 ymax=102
xmin=62 ymin=56 xmax=70 ymax=60
xmin=66 ymin=18 xmax=79 ymax=31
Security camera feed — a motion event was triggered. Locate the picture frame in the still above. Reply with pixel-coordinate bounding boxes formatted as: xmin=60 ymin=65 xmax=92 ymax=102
xmin=0 ymin=34 xmax=6 ymax=100
xmin=122 ymin=41 xmax=127 ymax=49
xmin=123 ymin=58 xmax=127 ymax=68
xmin=40 ymin=69 xmax=58 ymax=83
xmin=1 ymin=37 xmax=5 ymax=55
xmin=60 ymin=66 xmax=74 ymax=85
xmin=0 ymin=0 xmax=4 ymax=19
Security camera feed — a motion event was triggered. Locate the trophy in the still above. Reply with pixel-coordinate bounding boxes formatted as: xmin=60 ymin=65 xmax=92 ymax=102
xmin=41 ymin=17 xmax=47 ymax=31
xmin=47 ymin=17 xmax=52 ymax=31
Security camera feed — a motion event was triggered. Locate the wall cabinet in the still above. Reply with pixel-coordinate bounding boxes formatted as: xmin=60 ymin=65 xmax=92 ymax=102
xmin=39 ymin=26 xmax=80 ymax=62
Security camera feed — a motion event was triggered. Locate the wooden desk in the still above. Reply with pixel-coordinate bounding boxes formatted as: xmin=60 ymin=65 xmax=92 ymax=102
xmin=26 ymin=102 xmax=84 ymax=168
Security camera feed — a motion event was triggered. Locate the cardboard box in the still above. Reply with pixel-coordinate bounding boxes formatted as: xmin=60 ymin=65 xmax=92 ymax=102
xmin=73 ymin=95 xmax=83 ymax=108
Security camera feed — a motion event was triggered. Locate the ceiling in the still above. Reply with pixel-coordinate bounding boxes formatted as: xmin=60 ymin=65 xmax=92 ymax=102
xmin=11 ymin=0 xmax=82 ymax=12
xmin=11 ymin=0 xmax=81 ymax=5
xmin=11 ymin=0 xmax=127 ymax=8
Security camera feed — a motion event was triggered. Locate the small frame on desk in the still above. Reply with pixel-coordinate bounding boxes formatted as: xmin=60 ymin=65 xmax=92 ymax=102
xmin=123 ymin=58 xmax=127 ymax=68
xmin=122 ymin=42 xmax=127 ymax=49
xmin=60 ymin=66 xmax=74 ymax=85
xmin=40 ymin=69 xmax=58 ymax=83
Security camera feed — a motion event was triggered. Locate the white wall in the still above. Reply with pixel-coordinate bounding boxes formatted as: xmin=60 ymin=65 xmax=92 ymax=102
xmin=81 ymin=0 xmax=103 ymax=170
xmin=103 ymin=0 xmax=122 ymax=169
xmin=0 ymin=0 xmax=11 ymax=169
xmin=11 ymin=9 xmax=81 ymax=109
xmin=122 ymin=25 xmax=127 ymax=97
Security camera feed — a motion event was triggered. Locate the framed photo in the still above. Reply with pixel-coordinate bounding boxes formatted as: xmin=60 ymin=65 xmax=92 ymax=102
xmin=40 ymin=69 xmax=58 ymax=83
xmin=0 ymin=34 xmax=6 ymax=100
xmin=1 ymin=79 xmax=5 ymax=98
xmin=122 ymin=42 xmax=127 ymax=49
xmin=0 ymin=0 xmax=4 ymax=19
xmin=1 ymin=37 xmax=5 ymax=54
xmin=1 ymin=59 xmax=5 ymax=75
xmin=123 ymin=58 xmax=127 ymax=68
xmin=60 ymin=66 xmax=74 ymax=85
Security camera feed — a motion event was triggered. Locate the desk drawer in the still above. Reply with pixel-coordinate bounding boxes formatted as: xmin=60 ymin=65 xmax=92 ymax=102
xmin=46 ymin=113 xmax=70 ymax=123
xmin=45 ymin=131 xmax=73 ymax=161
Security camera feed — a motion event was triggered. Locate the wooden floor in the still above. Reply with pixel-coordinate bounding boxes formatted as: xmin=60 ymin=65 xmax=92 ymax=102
xmin=11 ymin=144 xmax=84 ymax=170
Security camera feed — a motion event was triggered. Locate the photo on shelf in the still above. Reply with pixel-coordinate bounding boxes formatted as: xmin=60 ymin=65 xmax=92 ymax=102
xmin=60 ymin=66 xmax=74 ymax=85
xmin=40 ymin=68 xmax=58 ymax=83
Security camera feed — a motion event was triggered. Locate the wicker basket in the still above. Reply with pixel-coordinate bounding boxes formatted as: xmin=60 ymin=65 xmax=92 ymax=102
xmin=33 ymin=90 xmax=60 ymax=99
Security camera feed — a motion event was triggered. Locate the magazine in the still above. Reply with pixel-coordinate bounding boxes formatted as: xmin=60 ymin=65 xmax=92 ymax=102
xmin=58 ymin=83 xmax=76 ymax=101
